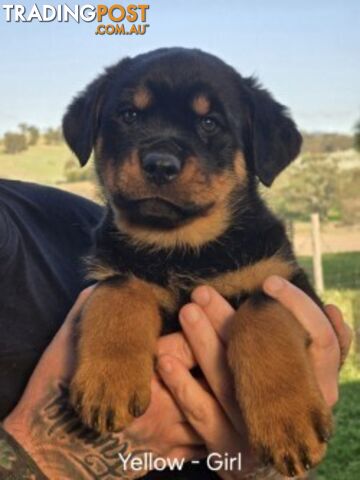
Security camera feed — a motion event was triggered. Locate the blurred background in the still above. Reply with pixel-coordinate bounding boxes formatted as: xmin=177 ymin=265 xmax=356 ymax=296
xmin=0 ymin=1 xmax=359 ymax=478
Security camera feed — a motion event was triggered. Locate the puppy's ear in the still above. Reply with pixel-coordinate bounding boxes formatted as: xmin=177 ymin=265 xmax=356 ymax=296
xmin=242 ymin=77 xmax=302 ymax=186
xmin=62 ymin=73 xmax=109 ymax=166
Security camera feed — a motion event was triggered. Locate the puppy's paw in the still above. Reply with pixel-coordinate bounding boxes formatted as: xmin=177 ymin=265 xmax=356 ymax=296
xmin=70 ymin=352 xmax=153 ymax=433
xmin=250 ymin=394 xmax=332 ymax=477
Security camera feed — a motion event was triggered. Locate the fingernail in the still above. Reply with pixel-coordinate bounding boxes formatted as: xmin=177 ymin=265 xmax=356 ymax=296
xmin=181 ymin=306 xmax=199 ymax=324
xmin=158 ymin=357 xmax=173 ymax=373
xmin=263 ymin=276 xmax=285 ymax=294
xmin=192 ymin=286 xmax=210 ymax=306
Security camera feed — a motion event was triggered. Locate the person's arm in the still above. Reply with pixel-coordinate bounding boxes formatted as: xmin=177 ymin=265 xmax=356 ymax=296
xmin=2 ymin=289 xmax=205 ymax=479
xmin=1 ymin=279 xmax=351 ymax=479
xmin=0 ymin=425 xmax=48 ymax=479
xmin=157 ymin=277 xmax=352 ymax=479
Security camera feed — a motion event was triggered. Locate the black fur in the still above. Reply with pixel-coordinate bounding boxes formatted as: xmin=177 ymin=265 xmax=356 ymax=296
xmin=63 ymin=48 xmax=314 ymax=480
xmin=63 ymin=48 xmax=301 ymax=182
xmin=62 ymin=48 xmax=304 ymax=289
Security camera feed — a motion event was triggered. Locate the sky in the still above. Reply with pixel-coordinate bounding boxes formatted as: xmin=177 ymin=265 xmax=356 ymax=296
xmin=0 ymin=0 xmax=359 ymax=135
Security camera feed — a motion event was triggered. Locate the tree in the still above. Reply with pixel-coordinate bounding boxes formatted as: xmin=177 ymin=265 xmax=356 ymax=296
xmin=3 ymin=132 xmax=27 ymax=154
xmin=354 ymin=119 xmax=360 ymax=152
xmin=44 ymin=127 xmax=63 ymax=145
xmin=27 ymin=126 xmax=40 ymax=146
xmin=270 ymin=154 xmax=340 ymax=222
xmin=18 ymin=123 xmax=28 ymax=135
xmin=302 ymin=132 xmax=353 ymax=153
xmin=338 ymin=168 xmax=360 ymax=224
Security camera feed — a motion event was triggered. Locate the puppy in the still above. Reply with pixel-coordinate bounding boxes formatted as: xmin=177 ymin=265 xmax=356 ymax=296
xmin=63 ymin=48 xmax=332 ymax=478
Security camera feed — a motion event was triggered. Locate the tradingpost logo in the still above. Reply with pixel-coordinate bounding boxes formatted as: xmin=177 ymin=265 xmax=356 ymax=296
xmin=1 ymin=3 xmax=150 ymax=35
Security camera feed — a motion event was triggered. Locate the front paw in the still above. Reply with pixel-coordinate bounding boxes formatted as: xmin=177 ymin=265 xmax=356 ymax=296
xmin=247 ymin=392 xmax=332 ymax=477
xmin=69 ymin=352 xmax=153 ymax=433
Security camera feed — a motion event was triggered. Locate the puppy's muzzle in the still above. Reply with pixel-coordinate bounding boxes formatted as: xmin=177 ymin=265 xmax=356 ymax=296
xmin=141 ymin=152 xmax=183 ymax=185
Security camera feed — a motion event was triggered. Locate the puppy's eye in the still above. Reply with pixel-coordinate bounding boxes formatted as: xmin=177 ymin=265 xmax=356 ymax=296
xmin=122 ymin=109 xmax=139 ymax=124
xmin=200 ymin=116 xmax=218 ymax=133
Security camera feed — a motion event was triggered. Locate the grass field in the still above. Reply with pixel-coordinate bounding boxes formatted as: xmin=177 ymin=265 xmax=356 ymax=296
xmin=1 ymin=142 xmax=359 ymax=479
xmin=318 ymin=289 xmax=360 ymax=479
xmin=0 ymin=142 xmax=71 ymax=184
xmin=299 ymin=252 xmax=360 ymax=290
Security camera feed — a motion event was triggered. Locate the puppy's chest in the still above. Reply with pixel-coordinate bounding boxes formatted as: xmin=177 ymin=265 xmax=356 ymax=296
xmin=159 ymin=269 xmax=246 ymax=334
xmin=110 ymin=249 xmax=251 ymax=333
xmin=143 ymin=254 xmax=298 ymax=333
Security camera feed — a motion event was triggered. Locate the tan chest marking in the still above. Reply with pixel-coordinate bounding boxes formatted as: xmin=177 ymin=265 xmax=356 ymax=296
xmin=207 ymin=256 xmax=296 ymax=298
xmin=169 ymin=255 xmax=296 ymax=300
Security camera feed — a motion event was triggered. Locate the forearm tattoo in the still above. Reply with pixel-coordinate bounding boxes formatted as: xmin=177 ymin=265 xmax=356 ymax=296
xmin=8 ymin=384 xmax=150 ymax=480
xmin=1 ymin=382 xmax=289 ymax=480
xmin=0 ymin=425 xmax=47 ymax=479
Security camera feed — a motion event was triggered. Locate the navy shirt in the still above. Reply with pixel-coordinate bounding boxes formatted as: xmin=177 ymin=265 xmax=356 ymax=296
xmin=0 ymin=179 xmax=103 ymax=419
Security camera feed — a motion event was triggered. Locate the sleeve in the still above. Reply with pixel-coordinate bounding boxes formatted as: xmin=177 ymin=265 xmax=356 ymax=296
xmin=0 ymin=425 xmax=48 ymax=479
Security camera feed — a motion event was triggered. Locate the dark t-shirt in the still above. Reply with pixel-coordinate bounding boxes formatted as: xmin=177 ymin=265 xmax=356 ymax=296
xmin=0 ymin=179 xmax=103 ymax=419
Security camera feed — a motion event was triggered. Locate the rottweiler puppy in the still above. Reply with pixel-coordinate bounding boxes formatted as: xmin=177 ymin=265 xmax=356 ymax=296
xmin=63 ymin=48 xmax=332 ymax=478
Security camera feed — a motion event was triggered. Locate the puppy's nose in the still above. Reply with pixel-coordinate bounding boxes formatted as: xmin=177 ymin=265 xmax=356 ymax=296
xmin=141 ymin=152 xmax=182 ymax=184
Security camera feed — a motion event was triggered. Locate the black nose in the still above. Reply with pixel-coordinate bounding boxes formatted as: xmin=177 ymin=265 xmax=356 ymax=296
xmin=141 ymin=152 xmax=182 ymax=184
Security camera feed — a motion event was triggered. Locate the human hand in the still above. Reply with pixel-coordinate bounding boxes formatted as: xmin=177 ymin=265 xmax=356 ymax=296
xmin=157 ymin=277 xmax=352 ymax=479
xmin=3 ymin=288 xmax=205 ymax=479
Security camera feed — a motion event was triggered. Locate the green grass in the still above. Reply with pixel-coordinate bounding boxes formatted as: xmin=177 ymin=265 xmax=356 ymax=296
xmin=317 ymin=381 xmax=360 ymax=480
xmin=299 ymin=252 xmax=360 ymax=290
xmin=0 ymin=143 xmax=71 ymax=185
xmin=316 ymin=289 xmax=360 ymax=479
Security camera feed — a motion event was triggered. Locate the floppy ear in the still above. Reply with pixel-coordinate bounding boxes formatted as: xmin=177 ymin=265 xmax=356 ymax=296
xmin=62 ymin=71 xmax=112 ymax=166
xmin=62 ymin=73 xmax=109 ymax=166
xmin=242 ymin=77 xmax=302 ymax=186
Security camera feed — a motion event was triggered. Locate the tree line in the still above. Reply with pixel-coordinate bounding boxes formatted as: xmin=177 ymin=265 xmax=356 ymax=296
xmin=270 ymin=153 xmax=360 ymax=225
xmin=2 ymin=121 xmax=360 ymax=154
xmin=273 ymin=121 xmax=360 ymax=224
xmin=1 ymin=120 xmax=360 ymax=226
xmin=1 ymin=124 xmax=63 ymax=154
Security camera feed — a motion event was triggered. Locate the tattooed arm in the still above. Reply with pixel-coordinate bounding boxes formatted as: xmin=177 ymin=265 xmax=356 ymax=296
xmin=2 ymin=289 xmax=204 ymax=479
xmin=0 ymin=425 xmax=47 ymax=479
xmin=2 ymin=384 xmax=149 ymax=480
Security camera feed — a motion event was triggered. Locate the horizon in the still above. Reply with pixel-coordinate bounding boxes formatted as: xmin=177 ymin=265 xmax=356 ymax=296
xmin=0 ymin=0 xmax=359 ymax=135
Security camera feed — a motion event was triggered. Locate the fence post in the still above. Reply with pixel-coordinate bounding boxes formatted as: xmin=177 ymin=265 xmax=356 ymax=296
xmin=311 ymin=213 xmax=324 ymax=294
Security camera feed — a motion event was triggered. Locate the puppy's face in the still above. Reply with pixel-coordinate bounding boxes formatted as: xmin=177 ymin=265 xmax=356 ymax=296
xmin=63 ymin=48 xmax=301 ymax=248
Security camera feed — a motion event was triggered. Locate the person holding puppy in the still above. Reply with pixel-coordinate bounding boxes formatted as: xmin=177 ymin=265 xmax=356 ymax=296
xmin=0 ymin=179 xmax=352 ymax=479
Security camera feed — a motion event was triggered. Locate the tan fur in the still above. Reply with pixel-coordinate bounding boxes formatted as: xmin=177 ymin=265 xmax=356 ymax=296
xmin=228 ymin=300 xmax=332 ymax=476
xmin=95 ymin=147 xmax=250 ymax=249
xmin=84 ymin=258 xmax=120 ymax=281
xmin=104 ymin=150 xmax=241 ymax=249
xmin=112 ymin=151 xmax=237 ymax=205
xmin=209 ymin=255 xmax=296 ymax=297
xmin=166 ymin=254 xmax=296 ymax=297
xmin=234 ymin=150 xmax=247 ymax=183
xmin=70 ymin=277 xmax=162 ymax=432
xmin=115 ymin=201 xmax=231 ymax=250
xmin=192 ymin=94 xmax=211 ymax=115
xmin=85 ymin=260 xmax=178 ymax=313
xmin=133 ymin=87 xmax=152 ymax=110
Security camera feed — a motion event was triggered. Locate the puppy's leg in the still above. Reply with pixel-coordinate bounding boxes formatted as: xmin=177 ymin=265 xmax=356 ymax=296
xmin=70 ymin=277 xmax=162 ymax=433
xmin=228 ymin=296 xmax=332 ymax=478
